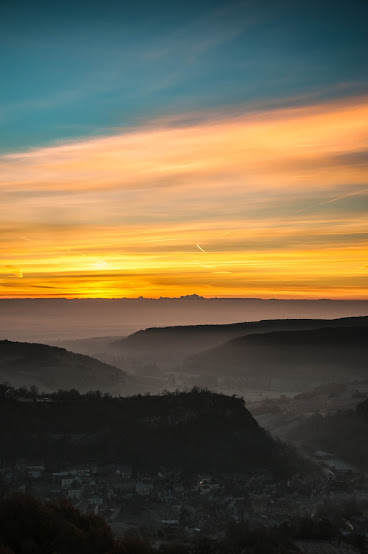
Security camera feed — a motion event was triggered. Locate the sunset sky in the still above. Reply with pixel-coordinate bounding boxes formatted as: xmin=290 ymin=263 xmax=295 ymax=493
xmin=1 ymin=0 xmax=368 ymax=299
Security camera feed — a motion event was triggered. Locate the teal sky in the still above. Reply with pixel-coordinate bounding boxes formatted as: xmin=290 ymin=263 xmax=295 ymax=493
xmin=1 ymin=0 xmax=368 ymax=153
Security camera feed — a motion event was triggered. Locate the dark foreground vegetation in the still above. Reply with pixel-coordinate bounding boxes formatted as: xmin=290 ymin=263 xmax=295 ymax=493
xmin=0 ymin=493 xmax=151 ymax=554
xmin=0 ymin=493 xmax=366 ymax=554
xmin=0 ymin=386 xmax=302 ymax=477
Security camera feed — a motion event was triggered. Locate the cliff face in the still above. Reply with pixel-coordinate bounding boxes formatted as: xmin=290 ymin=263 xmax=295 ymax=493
xmin=0 ymin=388 xmax=300 ymax=477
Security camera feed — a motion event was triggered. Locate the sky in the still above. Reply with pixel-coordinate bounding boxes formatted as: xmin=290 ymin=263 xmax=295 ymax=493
xmin=1 ymin=0 xmax=368 ymax=299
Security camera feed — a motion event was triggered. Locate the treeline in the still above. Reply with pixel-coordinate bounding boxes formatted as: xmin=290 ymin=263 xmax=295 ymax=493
xmin=0 ymin=385 xmax=301 ymax=477
xmin=0 ymin=383 xmax=244 ymax=402
xmin=0 ymin=383 xmax=117 ymax=401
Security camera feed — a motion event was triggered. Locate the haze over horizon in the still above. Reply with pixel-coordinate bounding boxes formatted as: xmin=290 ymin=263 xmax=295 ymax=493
xmin=1 ymin=0 xmax=368 ymax=300
xmin=1 ymin=297 xmax=368 ymax=343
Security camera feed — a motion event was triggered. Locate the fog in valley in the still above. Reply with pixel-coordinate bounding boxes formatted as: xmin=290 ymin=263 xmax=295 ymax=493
xmin=2 ymin=298 xmax=368 ymax=551
xmin=1 ymin=296 xmax=368 ymax=419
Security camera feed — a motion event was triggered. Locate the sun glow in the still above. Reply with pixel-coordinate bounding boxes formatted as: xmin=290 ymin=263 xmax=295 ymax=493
xmin=1 ymin=97 xmax=368 ymax=298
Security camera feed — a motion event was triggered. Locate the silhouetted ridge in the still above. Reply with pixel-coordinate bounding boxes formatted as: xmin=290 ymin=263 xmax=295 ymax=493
xmin=121 ymin=315 xmax=368 ymax=343
xmin=185 ymin=325 xmax=368 ymax=381
xmin=0 ymin=340 xmax=127 ymax=392
xmin=113 ymin=316 xmax=368 ymax=358
xmin=228 ymin=325 xmax=368 ymax=347
xmin=0 ymin=388 xmax=301 ymax=477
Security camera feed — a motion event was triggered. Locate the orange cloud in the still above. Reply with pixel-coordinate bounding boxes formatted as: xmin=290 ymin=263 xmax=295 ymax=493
xmin=1 ymin=96 xmax=368 ymax=194
xmin=1 ymin=96 xmax=368 ymax=298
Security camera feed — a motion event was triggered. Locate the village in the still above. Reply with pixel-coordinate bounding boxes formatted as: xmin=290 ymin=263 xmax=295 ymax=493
xmin=2 ymin=452 xmax=368 ymax=546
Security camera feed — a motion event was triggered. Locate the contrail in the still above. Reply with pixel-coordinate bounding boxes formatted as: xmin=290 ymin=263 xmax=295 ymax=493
xmin=296 ymin=187 xmax=368 ymax=213
xmin=19 ymin=236 xmax=108 ymax=267
xmin=196 ymin=243 xmax=206 ymax=253
xmin=19 ymin=236 xmax=44 ymax=244
xmin=20 ymin=236 xmax=89 ymax=257
xmin=140 ymin=238 xmax=178 ymax=243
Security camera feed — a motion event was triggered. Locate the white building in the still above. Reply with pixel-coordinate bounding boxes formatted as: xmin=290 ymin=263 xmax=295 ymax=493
xmin=136 ymin=481 xmax=153 ymax=495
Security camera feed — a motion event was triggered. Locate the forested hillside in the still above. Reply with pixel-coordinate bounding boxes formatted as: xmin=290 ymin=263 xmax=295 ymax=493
xmin=0 ymin=387 xmax=301 ymax=477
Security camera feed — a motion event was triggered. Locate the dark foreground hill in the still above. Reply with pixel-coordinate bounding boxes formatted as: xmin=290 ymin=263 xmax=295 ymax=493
xmin=1 ymin=493 xmax=345 ymax=554
xmin=185 ymin=326 xmax=368 ymax=386
xmin=0 ymin=494 xmax=153 ymax=554
xmin=109 ymin=316 xmax=368 ymax=369
xmin=0 ymin=340 xmax=130 ymax=393
xmin=0 ymin=387 xmax=302 ymax=477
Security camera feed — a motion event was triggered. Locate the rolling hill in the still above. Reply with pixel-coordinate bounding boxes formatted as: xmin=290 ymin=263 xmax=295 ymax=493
xmin=184 ymin=326 xmax=368 ymax=387
xmin=0 ymin=340 xmax=136 ymax=393
xmin=109 ymin=316 xmax=368 ymax=369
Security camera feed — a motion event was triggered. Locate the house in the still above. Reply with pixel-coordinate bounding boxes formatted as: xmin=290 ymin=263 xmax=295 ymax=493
xmin=114 ymin=481 xmax=135 ymax=493
xmin=173 ymin=482 xmax=184 ymax=493
xmin=48 ymin=484 xmax=61 ymax=495
xmin=66 ymin=485 xmax=83 ymax=500
xmin=116 ymin=465 xmax=132 ymax=479
xmin=198 ymin=480 xmax=220 ymax=496
xmin=107 ymin=488 xmax=116 ymax=501
xmin=136 ymin=481 xmax=153 ymax=495
xmin=88 ymin=496 xmax=103 ymax=506
xmin=62 ymin=477 xmax=75 ymax=489
xmin=28 ymin=470 xmax=42 ymax=479
xmin=26 ymin=462 xmax=45 ymax=472
xmin=198 ymin=475 xmax=212 ymax=486
xmin=65 ymin=480 xmax=83 ymax=500
xmin=16 ymin=459 xmax=45 ymax=473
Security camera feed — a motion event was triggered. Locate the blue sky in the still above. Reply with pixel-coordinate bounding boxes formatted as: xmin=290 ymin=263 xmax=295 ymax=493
xmin=1 ymin=0 xmax=368 ymax=153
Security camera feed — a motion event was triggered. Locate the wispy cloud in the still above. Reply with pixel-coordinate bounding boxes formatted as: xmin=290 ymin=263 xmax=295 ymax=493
xmin=2 ymin=96 xmax=368 ymax=200
xmin=1 ymin=96 xmax=368 ymax=298
xmin=143 ymin=1 xmax=258 ymax=93
xmin=2 ymin=266 xmax=24 ymax=278
xmin=296 ymin=187 xmax=368 ymax=213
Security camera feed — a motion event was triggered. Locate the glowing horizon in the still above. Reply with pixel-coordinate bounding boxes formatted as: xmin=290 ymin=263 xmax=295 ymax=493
xmin=1 ymin=95 xmax=368 ymax=300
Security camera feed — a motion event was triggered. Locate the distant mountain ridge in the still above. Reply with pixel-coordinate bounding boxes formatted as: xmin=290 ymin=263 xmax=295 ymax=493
xmin=2 ymin=298 xmax=368 ymax=343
